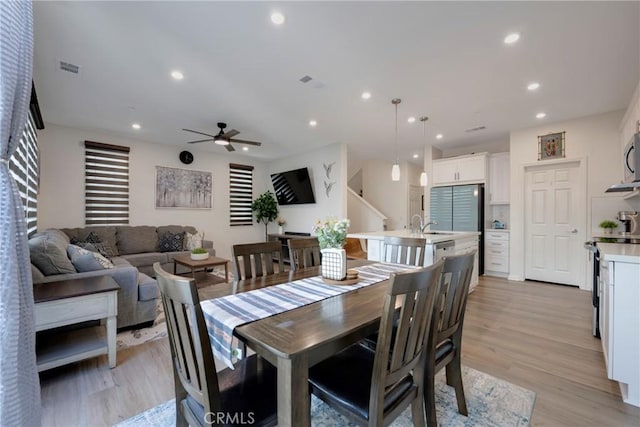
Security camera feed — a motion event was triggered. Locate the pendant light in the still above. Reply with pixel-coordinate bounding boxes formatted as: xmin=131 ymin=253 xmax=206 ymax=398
xmin=391 ymin=98 xmax=401 ymax=181
xmin=419 ymin=116 xmax=429 ymax=187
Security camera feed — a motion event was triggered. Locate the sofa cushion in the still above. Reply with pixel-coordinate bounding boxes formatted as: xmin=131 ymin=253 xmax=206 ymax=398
xmin=29 ymin=233 xmax=76 ymax=275
xmin=157 ymin=225 xmax=196 ymax=239
xmin=138 ymin=273 xmax=160 ymax=301
xmin=67 ymin=244 xmax=114 ymax=272
xmin=116 ymin=226 xmax=158 ymax=255
xmin=62 ymin=227 xmax=119 ymax=257
xmin=119 ymin=252 xmax=168 ymax=268
xmin=31 ymin=263 xmax=45 ymax=282
xmin=159 ymin=230 xmax=185 ymax=252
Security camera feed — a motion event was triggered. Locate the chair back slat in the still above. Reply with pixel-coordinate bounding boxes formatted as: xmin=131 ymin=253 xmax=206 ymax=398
xmin=153 ymin=263 xmax=222 ymax=415
xmin=382 ymin=236 xmax=426 ymax=266
xmin=232 ymin=241 xmax=284 ymax=280
xmin=370 ymin=261 xmax=443 ymax=413
xmin=288 ymin=237 xmax=321 ymax=271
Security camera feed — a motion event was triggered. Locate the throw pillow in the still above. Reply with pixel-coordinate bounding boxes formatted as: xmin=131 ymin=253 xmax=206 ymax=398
xmin=67 ymin=244 xmax=114 ymax=272
xmin=80 ymin=232 xmax=116 ymax=258
xmin=184 ymin=231 xmax=204 ymax=250
xmin=159 ymin=231 xmax=185 ymax=253
xmin=29 ymin=234 xmax=77 ymax=275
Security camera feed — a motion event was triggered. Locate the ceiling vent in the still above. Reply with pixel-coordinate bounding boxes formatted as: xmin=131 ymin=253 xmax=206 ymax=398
xmin=299 ymin=75 xmax=312 ymax=83
xmin=59 ymin=60 xmax=80 ymax=74
xmin=465 ymin=126 xmax=486 ymax=133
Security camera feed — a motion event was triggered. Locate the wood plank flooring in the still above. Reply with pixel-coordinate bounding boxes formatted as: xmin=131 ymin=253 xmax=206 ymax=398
xmin=39 ymin=276 xmax=640 ymax=426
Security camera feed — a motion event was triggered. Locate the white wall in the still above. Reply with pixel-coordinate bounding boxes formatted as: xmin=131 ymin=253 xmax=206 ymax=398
xmin=509 ymin=110 xmax=625 ymax=283
xmin=441 ymin=139 xmax=509 ymax=158
xmin=37 ymin=123 xmax=269 ymax=259
xmin=266 ymin=143 xmax=347 ymax=236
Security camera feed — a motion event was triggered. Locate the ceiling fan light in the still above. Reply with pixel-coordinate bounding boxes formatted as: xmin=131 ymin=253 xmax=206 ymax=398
xmin=420 ymin=171 xmax=428 ymax=186
xmin=391 ymin=163 xmax=400 ymax=181
xmin=214 ymin=138 xmax=229 ymax=146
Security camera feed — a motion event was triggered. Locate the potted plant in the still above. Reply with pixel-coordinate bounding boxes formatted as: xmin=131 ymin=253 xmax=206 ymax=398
xmin=251 ymin=191 xmax=279 ymax=241
xmin=313 ymin=217 xmax=350 ymax=281
xmin=599 ymin=220 xmax=618 ymax=235
xmin=190 ymin=247 xmax=209 ymax=261
xmin=276 ymin=217 xmax=286 ymax=235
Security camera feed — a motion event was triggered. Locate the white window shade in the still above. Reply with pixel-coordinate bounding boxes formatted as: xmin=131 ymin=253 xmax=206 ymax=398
xmin=229 ymin=163 xmax=254 ymax=226
xmin=9 ymin=113 xmax=39 ymax=237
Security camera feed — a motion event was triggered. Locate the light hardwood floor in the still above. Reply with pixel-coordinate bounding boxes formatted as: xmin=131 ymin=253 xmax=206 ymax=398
xmin=39 ymin=276 xmax=640 ymax=426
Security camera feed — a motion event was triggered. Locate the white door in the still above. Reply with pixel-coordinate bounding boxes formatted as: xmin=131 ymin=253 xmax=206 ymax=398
xmin=408 ymin=185 xmax=423 ymax=226
xmin=524 ymin=160 xmax=585 ymax=286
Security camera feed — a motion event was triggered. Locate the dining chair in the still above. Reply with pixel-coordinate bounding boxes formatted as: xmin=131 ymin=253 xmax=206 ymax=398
xmin=232 ymin=241 xmax=284 ymax=280
xmin=308 ymin=260 xmax=444 ymax=427
xmin=153 ymin=263 xmax=278 ymax=427
xmin=382 ymin=236 xmax=427 ymax=266
xmin=424 ymin=251 xmax=475 ymax=427
xmin=287 ymin=237 xmax=321 ymax=271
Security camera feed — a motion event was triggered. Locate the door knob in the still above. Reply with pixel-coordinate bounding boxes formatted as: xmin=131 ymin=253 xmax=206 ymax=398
xmin=570 ymin=228 xmax=578 ymax=234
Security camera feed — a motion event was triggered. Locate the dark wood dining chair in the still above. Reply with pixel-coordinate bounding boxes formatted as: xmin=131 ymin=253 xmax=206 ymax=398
xmin=382 ymin=236 xmax=427 ymax=266
xmin=308 ymin=260 xmax=444 ymax=426
xmin=287 ymin=237 xmax=321 ymax=271
xmin=424 ymin=251 xmax=475 ymax=427
xmin=153 ymin=263 xmax=278 ymax=427
xmin=232 ymin=241 xmax=284 ymax=280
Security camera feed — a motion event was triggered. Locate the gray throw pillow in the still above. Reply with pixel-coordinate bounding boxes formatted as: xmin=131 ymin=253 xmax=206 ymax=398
xmin=159 ymin=231 xmax=185 ymax=252
xmin=29 ymin=234 xmax=76 ymax=275
xmin=67 ymin=244 xmax=114 ymax=272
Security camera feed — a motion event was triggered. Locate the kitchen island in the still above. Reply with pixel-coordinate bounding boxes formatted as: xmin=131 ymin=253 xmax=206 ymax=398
xmin=347 ymin=230 xmax=480 ymax=290
xmin=597 ymin=243 xmax=640 ymax=407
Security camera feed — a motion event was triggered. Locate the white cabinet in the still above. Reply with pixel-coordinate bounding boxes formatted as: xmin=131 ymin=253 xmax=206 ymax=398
xmin=600 ymin=259 xmax=640 ymax=407
xmin=488 ymin=153 xmax=510 ymax=204
xmin=485 ymin=230 xmax=509 ymax=276
xmin=454 ymin=236 xmax=480 ymax=291
xmin=432 ymin=153 xmax=487 ymax=186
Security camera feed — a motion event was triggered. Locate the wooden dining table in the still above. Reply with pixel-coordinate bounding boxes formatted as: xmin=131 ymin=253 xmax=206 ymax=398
xmin=198 ymin=259 xmax=395 ymax=427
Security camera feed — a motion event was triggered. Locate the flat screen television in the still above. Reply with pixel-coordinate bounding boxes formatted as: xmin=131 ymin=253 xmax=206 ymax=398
xmin=270 ymin=167 xmax=316 ymax=205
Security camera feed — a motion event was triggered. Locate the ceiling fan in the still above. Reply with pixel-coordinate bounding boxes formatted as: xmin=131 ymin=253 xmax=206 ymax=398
xmin=182 ymin=122 xmax=262 ymax=152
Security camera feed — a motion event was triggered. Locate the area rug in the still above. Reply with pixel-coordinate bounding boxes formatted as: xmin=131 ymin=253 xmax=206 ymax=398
xmin=116 ymin=272 xmax=228 ymax=351
xmin=115 ymin=366 xmax=535 ymax=426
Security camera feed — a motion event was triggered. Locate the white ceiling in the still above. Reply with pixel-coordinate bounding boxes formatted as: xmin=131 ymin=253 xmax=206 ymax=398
xmin=33 ymin=1 xmax=639 ymax=164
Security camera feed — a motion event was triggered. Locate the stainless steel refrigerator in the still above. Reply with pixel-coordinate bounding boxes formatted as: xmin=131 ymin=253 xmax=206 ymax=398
xmin=430 ymin=184 xmax=484 ymax=274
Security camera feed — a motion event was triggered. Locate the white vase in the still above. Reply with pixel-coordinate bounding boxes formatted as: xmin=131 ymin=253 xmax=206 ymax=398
xmin=321 ymin=248 xmax=347 ymax=281
xmin=190 ymin=252 xmax=209 ymax=261
xmin=278 ymin=226 xmax=284 ymax=235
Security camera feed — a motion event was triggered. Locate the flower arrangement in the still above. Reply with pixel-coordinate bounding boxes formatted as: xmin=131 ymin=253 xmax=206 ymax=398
xmin=312 ymin=217 xmax=350 ymax=249
xmin=276 ymin=217 xmax=286 ymax=226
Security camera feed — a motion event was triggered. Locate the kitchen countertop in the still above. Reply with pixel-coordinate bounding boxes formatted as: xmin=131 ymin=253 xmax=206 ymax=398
xmin=348 ymin=230 xmax=480 ymax=244
xmin=598 ymin=242 xmax=640 ymax=264
xmin=592 ymin=233 xmax=640 ymax=239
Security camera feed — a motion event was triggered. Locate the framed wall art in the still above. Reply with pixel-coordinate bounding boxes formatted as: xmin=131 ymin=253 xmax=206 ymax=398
xmin=155 ymin=166 xmax=212 ymax=209
xmin=538 ymin=131 xmax=565 ymax=160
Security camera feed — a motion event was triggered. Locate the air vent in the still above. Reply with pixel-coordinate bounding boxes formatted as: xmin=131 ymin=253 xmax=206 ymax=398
xmin=299 ymin=75 xmax=312 ymax=83
xmin=59 ymin=61 xmax=80 ymax=74
xmin=465 ymin=126 xmax=486 ymax=133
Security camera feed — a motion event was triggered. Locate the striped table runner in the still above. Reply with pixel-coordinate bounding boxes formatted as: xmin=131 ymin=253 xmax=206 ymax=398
xmin=200 ymin=262 xmax=417 ymax=369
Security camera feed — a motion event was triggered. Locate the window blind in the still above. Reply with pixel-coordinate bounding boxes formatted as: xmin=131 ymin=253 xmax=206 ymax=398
xmin=85 ymin=141 xmax=130 ymax=226
xmin=229 ymin=163 xmax=254 ymax=226
xmin=9 ymin=113 xmax=39 ymax=237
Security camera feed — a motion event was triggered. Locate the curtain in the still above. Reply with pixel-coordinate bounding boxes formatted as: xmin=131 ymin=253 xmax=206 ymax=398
xmin=0 ymin=1 xmax=41 ymax=425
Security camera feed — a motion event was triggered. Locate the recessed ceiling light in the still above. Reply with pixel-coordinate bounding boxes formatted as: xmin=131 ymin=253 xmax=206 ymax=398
xmin=407 ymin=117 xmax=416 ymax=124
xmin=242 ymin=146 xmax=249 ymax=151
xmin=436 ymin=133 xmax=443 ymax=140
xmin=361 ymin=91 xmax=371 ymax=100
xmin=504 ymin=33 xmax=520 ymax=44
xmin=309 ymin=120 xmax=317 ymax=127
xmin=536 ymin=112 xmax=546 ymax=119
xmin=527 ymin=82 xmax=540 ymax=91
xmin=270 ymin=12 xmax=285 ymax=25
xmin=170 ymin=70 xmax=184 ymax=80
xmin=413 ymin=154 xmax=419 ymax=159
xmin=131 ymin=123 xmax=141 ymax=130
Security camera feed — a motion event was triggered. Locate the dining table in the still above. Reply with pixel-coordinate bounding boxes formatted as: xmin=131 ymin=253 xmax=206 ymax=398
xmin=198 ymin=259 xmax=411 ymax=427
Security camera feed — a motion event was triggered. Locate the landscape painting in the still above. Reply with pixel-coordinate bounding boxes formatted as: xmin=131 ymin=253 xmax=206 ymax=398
xmin=155 ymin=166 xmax=212 ymax=209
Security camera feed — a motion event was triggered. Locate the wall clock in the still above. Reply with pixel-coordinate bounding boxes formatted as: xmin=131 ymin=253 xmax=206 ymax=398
xmin=179 ymin=150 xmax=194 ymax=165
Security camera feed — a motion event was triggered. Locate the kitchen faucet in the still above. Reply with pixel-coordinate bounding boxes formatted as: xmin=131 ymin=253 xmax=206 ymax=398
xmin=410 ymin=214 xmax=438 ymax=233
xmin=421 ymin=220 xmax=438 ymax=232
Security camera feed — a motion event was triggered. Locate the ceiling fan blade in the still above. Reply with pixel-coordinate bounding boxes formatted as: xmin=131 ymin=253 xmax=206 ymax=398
xmin=186 ymin=138 xmax=213 ymax=144
xmin=182 ymin=128 xmax=216 ymax=138
xmin=229 ymin=138 xmax=262 ymax=146
xmin=225 ymin=143 xmax=236 ymax=152
xmin=222 ymin=129 xmax=240 ymax=138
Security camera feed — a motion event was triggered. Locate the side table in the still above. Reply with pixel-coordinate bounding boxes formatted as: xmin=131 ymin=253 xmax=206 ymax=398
xmin=34 ymin=275 xmax=119 ymax=371
xmin=173 ymin=254 xmax=230 ymax=283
